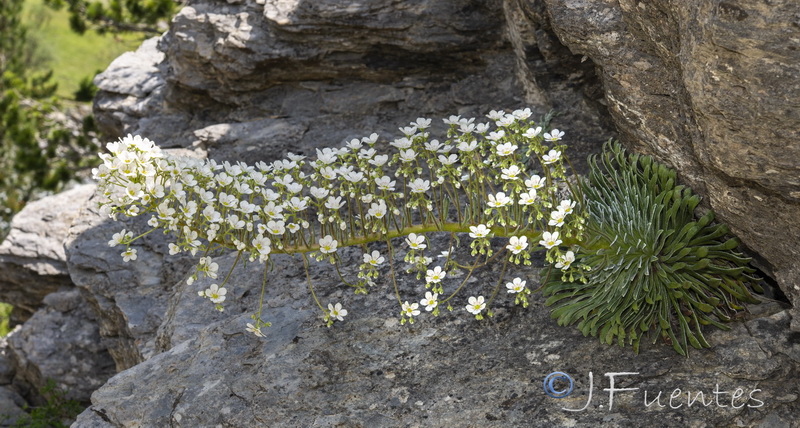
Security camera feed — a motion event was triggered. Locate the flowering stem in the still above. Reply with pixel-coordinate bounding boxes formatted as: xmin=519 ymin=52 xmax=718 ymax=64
xmin=385 ymin=238 xmax=403 ymax=306
xmin=486 ymin=256 xmax=509 ymax=308
xmin=440 ymin=255 xmax=483 ymax=305
xmin=302 ymin=253 xmax=325 ymax=311
xmin=269 ymin=222 xmax=580 ymax=255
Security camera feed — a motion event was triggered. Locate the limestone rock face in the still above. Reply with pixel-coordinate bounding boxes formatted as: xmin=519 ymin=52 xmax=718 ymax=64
xmin=65 ymin=190 xmax=197 ymax=371
xmin=76 ymin=250 xmax=800 ymax=427
xmin=94 ymin=0 xmax=611 ymax=164
xmin=0 ymin=185 xmax=95 ymax=320
xmin=534 ymin=0 xmax=800 ymax=323
xmin=5 ymin=289 xmax=115 ymax=404
xmin=73 ymin=0 xmax=800 ymax=426
xmin=0 ymin=337 xmax=26 ymax=427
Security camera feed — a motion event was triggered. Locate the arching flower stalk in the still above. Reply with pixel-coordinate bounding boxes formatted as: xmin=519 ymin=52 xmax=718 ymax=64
xmin=93 ymin=110 xmax=760 ymax=354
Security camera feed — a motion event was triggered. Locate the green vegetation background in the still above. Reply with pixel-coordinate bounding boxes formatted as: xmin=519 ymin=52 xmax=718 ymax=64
xmin=0 ymin=0 xmax=146 ymax=337
xmin=22 ymin=0 xmax=143 ymax=99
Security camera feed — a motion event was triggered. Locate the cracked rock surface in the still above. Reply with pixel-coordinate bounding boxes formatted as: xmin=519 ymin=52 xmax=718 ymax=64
xmin=74 ymin=250 xmax=798 ymax=427
xmin=59 ymin=0 xmax=800 ymax=425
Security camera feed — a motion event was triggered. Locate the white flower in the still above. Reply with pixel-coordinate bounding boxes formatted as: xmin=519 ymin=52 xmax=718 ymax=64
xmin=121 ymin=248 xmax=137 ymax=262
xmin=413 ymin=117 xmax=432 ymax=129
xmin=346 ymin=138 xmax=363 ymax=151
xmin=286 ymin=196 xmax=309 ymax=212
xmin=542 ymin=150 xmax=562 ymax=164
xmin=409 ymin=178 xmax=430 ymax=194
xmin=310 ymin=186 xmax=329 ymax=199
xmin=205 ymin=284 xmax=227 ymax=303
xmin=496 ymin=115 xmax=516 ymax=127
xmin=262 ymin=189 xmax=281 ymax=202
xmin=375 ymin=176 xmax=396 ymax=191
xmin=469 ymin=224 xmax=490 ymax=238
xmin=501 ymin=165 xmax=523 ymax=180
xmin=266 ymin=220 xmax=285 ymax=235
xmin=390 ymin=137 xmax=412 ymax=150
xmin=549 ymin=210 xmax=567 ymax=227
xmin=402 ymin=301 xmax=421 ymax=317
xmin=252 ymin=235 xmax=272 ymax=256
xmin=319 ymin=235 xmax=338 ymax=254
xmin=273 ymin=173 xmax=294 ymax=187
xmin=168 ymin=243 xmax=181 ymax=255
xmin=325 ymin=196 xmax=346 ymax=210
xmin=415 ymin=255 xmax=433 ymax=266
xmin=406 ymin=233 xmax=426 ymax=250
xmin=218 ymin=193 xmax=238 ymax=209
xmin=487 ymin=130 xmax=505 ymax=141
xmin=518 ymin=191 xmax=537 ymax=205
xmin=443 ymin=115 xmax=462 ymax=125
xmin=319 ymin=167 xmax=337 ymax=180
xmin=424 ymin=139 xmax=443 ymax=152
xmin=544 ymin=129 xmax=565 ymax=142
xmin=227 ymin=214 xmax=245 ymax=230
xmin=363 ymin=250 xmax=385 ymax=266
xmin=555 ymin=251 xmax=576 ymax=270
xmin=238 ymin=201 xmax=257 ymax=215
xmin=420 ymin=292 xmax=438 ymax=311
xmin=108 ymin=229 xmax=131 ymax=247
xmin=368 ymin=201 xmax=387 ymax=219
xmin=399 ymin=125 xmax=418 ymax=136
xmin=362 ymin=133 xmax=379 ymax=145
xmin=328 ymin=302 xmax=348 ymax=321
xmin=263 ymin=202 xmax=284 ymax=219
xmin=358 ymin=148 xmax=376 ymax=159
xmin=398 ymin=149 xmax=417 ymax=163
xmin=524 ymin=127 xmax=542 ymax=138
xmin=459 ymin=122 xmax=476 ymax=133
xmin=512 ymin=108 xmax=532 ymax=120
xmin=286 ymin=182 xmax=303 ymax=194
xmin=246 ymin=323 xmax=266 ymax=338
xmin=438 ymin=154 xmax=458 ymax=165
xmin=539 ymin=231 xmax=562 ymax=249
xmin=457 ymin=140 xmax=478 ymax=152
xmin=487 ymin=192 xmax=511 ymax=208
xmin=506 ymin=236 xmax=529 ymax=254
xmin=124 ymin=183 xmax=144 ymax=200
xmin=496 ymin=142 xmax=518 ymax=157
xmin=425 ymin=266 xmax=446 ymax=284
xmin=369 ymin=154 xmax=389 ymax=167
xmin=558 ymin=199 xmax=577 ymax=215
xmin=525 ymin=175 xmax=546 ymax=190
xmin=316 ymin=147 xmax=339 ymax=165
xmin=343 ymin=171 xmax=365 ymax=183
xmin=506 ymin=277 xmax=526 ymax=293
xmin=486 ymin=110 xmax=505 ymax=121
xmin=466 ymin=296 xmax=486 ymax=315
xmin=287 ymin=223 xmax=300 ymax=233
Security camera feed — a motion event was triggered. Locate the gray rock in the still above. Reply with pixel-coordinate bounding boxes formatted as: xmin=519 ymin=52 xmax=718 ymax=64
xmin=0 ymin=386 xmax=26 ymax=427
xmin=77 ymin=0 xmax=800 ymax=425
xmin=535 ymin=0 xmax=800 ymax=324
xmin=0 ymin=185 xmax=95 ymax=320
xmin=75 ymin=248 xmax=799 ymax=427
xmin=5 ymin=288 xmax=115 ymax=404
xmin=64 ymin=183 xmax=198 ymax=371
xmin=94 ymin=0 xmax=612 ymax=159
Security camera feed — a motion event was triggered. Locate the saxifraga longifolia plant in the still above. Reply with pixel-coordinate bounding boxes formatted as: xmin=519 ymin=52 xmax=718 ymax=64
xmin=542 ymin=142 xmax=762 ymax=355
xmin=95 ymin=109 xmax=762 ymax=354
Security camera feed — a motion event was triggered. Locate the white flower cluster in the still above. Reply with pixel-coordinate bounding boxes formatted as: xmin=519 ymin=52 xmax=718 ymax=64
xmin=95 ymin=109 xmax=585 ymax=334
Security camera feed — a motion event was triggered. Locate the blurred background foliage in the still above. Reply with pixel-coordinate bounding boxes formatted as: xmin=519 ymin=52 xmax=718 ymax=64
xmin=1 ymin=0 xmax=175 ymax=335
